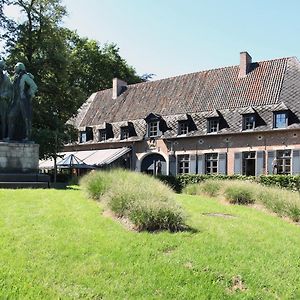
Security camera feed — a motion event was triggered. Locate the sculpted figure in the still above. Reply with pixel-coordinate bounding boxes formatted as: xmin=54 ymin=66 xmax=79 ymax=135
xmin=8 ymin=62 xmax=37 ymax=141
xmin=0 ymin=60 xmax=12 ymax=140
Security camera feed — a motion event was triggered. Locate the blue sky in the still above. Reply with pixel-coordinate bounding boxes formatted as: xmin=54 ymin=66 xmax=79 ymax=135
xmin=5 ymin=0 xmax=300 ymax=80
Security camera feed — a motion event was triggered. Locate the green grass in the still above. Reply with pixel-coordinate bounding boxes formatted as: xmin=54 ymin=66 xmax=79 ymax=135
xmin=1 ymin=189 xmax=300 ymax=299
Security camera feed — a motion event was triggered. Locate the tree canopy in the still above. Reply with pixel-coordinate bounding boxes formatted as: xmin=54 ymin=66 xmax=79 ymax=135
xmin=0 ymin=0 xmax=144 ymax=159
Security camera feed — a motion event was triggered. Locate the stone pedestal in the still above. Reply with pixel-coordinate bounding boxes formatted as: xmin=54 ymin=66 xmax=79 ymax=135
xmin=0 ymin=142 xmax=39 ymax=173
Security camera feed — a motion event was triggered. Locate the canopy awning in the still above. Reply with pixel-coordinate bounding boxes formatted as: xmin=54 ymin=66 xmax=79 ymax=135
xmin=39 ymin=147 xmax=131 ymax=169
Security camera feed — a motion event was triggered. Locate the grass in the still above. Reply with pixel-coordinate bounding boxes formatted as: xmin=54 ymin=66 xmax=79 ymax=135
xmin=80 ymin=170 xmax=185 ymax=231
xmin=184 ymin=180 xmax=300 ymax=222
xmin=1 ymin=189 xmax=300 ymax=298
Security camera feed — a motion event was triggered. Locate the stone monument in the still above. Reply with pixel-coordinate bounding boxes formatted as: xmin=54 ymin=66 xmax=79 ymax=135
xmin=0 ymin=60 xmax=48 ymax=187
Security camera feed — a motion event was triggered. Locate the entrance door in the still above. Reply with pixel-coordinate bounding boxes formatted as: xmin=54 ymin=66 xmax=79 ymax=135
xmin=141 ymin=153 xmax=166 ymax=175
xmin=242 ymin=152 xmax=256 ymax=176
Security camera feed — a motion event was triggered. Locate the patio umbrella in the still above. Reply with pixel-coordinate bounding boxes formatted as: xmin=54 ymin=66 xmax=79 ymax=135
xmin=56 ymin=154 xmax=94 ymax=169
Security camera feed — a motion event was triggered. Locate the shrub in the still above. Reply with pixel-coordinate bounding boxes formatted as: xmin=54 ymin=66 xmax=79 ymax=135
xmin=183 ymin=180 xmax=221 ymax=197
xmin=225 ymin=183 xmax=255 ymax=205
xmin=80 ymin=171 xmax=112 ymax=199
xmin=201 ymin=180 xmax=221 ymax=197
xmin=80 ymin=169 xmax=186 ymax=231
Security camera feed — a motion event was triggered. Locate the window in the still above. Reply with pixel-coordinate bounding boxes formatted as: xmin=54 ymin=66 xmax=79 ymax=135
xmin=121 ymin=127 xmax=129 ymax=140
xmin=243 ymin=114 xmax=255 ymax=130
xmin=148 ymin=121 xmax=159 ymax=137
xmin=274 ymin=112 xmax=288 ymax=129
xmin=178 ymin=155 xmax=190 ymax=174
xmin=178 ymin=121 xmax=189 ymax=135
xmin=205 ymin=153 xmax=218 ymax=174
xmin=80 ymin=132 xmax=86 ymax=143
xmin=98 ymin=129 xmax=106 ymax=142
xmin=208 ymin=118 xmax=219 ymax=133
xmin=276 ymin=150 xmax=291 ymax=174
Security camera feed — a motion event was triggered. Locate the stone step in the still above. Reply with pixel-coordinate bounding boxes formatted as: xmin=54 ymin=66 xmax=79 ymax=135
xmin=0 ymin=173 xmax=49 ymax=182
xmin=0 ymin=182 xmax=50 ymax=189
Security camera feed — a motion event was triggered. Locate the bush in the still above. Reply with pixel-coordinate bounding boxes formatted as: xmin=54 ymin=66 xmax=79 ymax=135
xmin=183 ymin=180 xmax=221 ymax=197
xmin=80 ymin=169 xmax=186 ymax=231
xmin=225 ymin=184 xmax=255 ymax=205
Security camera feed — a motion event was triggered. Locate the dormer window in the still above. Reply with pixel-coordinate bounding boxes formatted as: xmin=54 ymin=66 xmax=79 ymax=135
xmin=80 ymin=127 xmax=93 ymax=143
xmin=208 ymin=118 xmax=219 ymax=133
xmin=98 ymin=129 xmax=106 ymax=142
xmin=120 ymin=127 xmax=129 ymax=140
xmin=178 ymin=121 xmax=189 ymax=135
xmin=274 ymin=111 xmax=288 ymax=129
xmin=243 ymin=114 xmax=255 ymax=130
xmin=149 ymin=121 xmax=159 ymax=137
xmin=144 ymin=113 xmax=164 ymax=138
xmin=80 ymin=131 xmax=86 ymax=143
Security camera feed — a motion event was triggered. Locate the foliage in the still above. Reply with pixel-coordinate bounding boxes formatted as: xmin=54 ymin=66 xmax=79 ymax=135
xmin=1 ymin=0 xmax=144 ymax=159
xmin=259 ymin=175 xmax=300 ymax=192
xmin=2 ymin=189 xmax=300 ymax=298
xmin=159 ymin=174 xmax=300 ymax=193
xmin=183 ymin=180 xmax=221 ymax=197
xmin=80 ymin=169 xmax=186 ymax=231
xmin=224 ymin=183 xmax=255 ymax=205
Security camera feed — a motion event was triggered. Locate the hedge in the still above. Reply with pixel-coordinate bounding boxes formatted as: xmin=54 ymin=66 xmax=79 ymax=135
xmin=158 ymin=174 xmax=300 ymax=193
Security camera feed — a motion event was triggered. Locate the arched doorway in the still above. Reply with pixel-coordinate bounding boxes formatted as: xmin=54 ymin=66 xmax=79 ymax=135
xmin=141 ymin=153 xmax=167 ymax=175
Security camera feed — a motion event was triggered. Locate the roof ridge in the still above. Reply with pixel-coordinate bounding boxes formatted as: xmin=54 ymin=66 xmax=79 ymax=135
xmin=126 ymin=56 xmax=294 ymax=88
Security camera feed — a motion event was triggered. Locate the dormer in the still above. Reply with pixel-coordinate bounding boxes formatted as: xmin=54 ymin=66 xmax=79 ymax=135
xmin=97 ymin=122 xmax=114 ymax=142
xmin=206 ymin=110 xmax=221 ymax=133
xmin=79 ymin=126 xmax=93 ymax=143
xmin=144 ymin=113 xmax=163 ymax=138
xmin=177 ymin=114 xmax=196 ymax=135
xmin=120 ymin=121 xmax=136 ymax=140
xmin=240 ymin=107 xmax=256 ymax=131
xmin=273 ymin=103 xmax=289 ymax=129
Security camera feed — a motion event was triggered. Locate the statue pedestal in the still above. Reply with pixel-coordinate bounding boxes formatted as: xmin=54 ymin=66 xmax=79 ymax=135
xmin=0 ymin=142 xmax=49 ymax=188
xmin=0 ymin=142 xmax=39 ymax=173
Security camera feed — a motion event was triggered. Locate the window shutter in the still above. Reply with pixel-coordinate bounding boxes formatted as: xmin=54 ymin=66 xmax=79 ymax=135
xmin=267 ymin=151 xmax=276 ymax=174
xmin=255 ymin=151 xmax=265 ymax=176
xmin=197 ymin=154 xmax=205 ymax=174
xmin=190 ymin=154 xmax=197 ymax=174
xmin=292 ymin=150 xmax=300 ymax=175
xmin=218 ymin=153 xmax=227 ymax=175
xmin=169 ymin=155 xmax=176 ymax=176
xmin=234 ymin=152 xmax=242 ymax=174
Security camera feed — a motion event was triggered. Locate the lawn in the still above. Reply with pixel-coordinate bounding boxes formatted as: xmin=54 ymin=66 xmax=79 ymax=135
xmin=1 ymin=188 xmax=300 ymax=299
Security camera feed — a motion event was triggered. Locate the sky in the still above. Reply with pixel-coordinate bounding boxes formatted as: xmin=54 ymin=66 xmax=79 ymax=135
xmin=3 ymin=0 xmax=300 ymax=80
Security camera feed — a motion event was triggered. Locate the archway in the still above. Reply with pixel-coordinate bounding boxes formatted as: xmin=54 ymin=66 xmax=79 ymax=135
xmin=141 ymin=153 xmax=167 ymax=175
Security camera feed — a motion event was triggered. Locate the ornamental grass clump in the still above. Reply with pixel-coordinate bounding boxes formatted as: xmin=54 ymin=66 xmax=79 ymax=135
xmin=256 ymin=185 xmax=300 ymax=222
xmin=224 ymin=182 xmax=255 ymax=205
xmin=80 ymin=169 xmax=186 ymax=231
xmin=183 ymin=180 xmax=221 ymax=197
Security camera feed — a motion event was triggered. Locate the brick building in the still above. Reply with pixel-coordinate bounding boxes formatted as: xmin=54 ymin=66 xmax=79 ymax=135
xmin=65 ymin=52 xmax=300 ymax=176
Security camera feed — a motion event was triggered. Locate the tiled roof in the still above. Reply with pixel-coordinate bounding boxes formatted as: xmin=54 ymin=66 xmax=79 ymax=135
xmin=70 ymin=56 xmax=300 ymax=142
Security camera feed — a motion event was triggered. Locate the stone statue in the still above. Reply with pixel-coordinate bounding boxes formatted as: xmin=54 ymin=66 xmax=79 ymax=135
xmin=0 ymin=60 xmax=12 ymax=140
xmin=8 ymin=62 xmax=37 ymax=141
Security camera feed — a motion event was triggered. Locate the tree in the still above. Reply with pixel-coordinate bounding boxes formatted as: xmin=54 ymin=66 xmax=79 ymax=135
xmin=1 ymin=0 xmax=144 ymax=162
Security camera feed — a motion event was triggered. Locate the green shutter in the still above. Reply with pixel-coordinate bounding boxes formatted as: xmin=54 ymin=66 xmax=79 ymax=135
xmin=218 ymin=153 xmax=227 ymax=175
xmin=169 ymin=155 xmax=176 ymax=176
xmin=267 ymin=151 xmax=276 ymax=174
xmin=234 ymin=152 xmax=242 ymax=174
xmin=293 ymin=150 xmax=300 ymax=175
xmin=190 ymin=154 xmax=197 ymax=174
xmin=197 ymin=154 xmax=205 ymax=174
xmin=255 ymin=151 xmax=265 ymax=176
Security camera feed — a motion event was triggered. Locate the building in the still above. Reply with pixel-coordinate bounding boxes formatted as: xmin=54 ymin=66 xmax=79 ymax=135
xmin=65 ymin=52 xmax=300 ymax=176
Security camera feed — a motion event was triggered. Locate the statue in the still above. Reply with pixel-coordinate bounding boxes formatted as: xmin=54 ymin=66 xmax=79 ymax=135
xmin=8 ymin=62 xmax=37 ymax=142
xmin=0 ymin=60 xmax=12 ymax=140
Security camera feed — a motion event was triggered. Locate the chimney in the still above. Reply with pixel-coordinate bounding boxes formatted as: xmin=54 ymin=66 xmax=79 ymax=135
xmin=239 ymin=51 xmax=252 ymax=78
xmin=112 ymin=78 xmax=127 ymax=99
